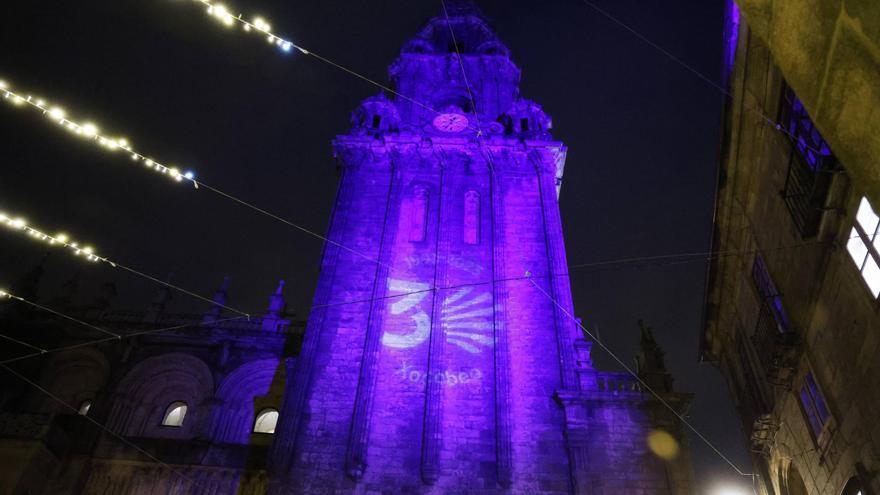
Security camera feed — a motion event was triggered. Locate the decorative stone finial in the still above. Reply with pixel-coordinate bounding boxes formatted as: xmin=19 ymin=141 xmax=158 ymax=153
xmin=267 ymin=280 xmax=286 ymax=317
xmin=635 ymin=319 xmax=674 ymax=392
xmin=144 ymin=273 xmax=174 ymax=323
xmin=203 ymin=276 xmax=230 ymax=323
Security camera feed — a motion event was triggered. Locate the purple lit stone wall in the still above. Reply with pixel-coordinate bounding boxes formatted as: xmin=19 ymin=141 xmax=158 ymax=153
xmin=269 ymin=3 xmax=694 ymax=494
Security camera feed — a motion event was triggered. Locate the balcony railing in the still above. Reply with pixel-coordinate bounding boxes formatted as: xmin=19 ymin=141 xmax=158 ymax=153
xmin=595 ymin=372 xmax=642 ymax=394
xmin=781 ymin=149 xmax=835 ymax=238
xmin=778 ymin=84 xmax=838 ymax=238
xmin=751 ymin=301 xmax=801 ymax=388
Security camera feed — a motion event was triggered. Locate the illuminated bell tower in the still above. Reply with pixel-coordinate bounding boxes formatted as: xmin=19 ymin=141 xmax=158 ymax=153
xmin=270 ymin=2 xmax=581 ymax=492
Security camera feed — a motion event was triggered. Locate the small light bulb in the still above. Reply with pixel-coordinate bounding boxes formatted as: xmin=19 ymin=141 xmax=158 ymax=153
xmin=56 ymin=233 xmax=68 ymax=243
xmin=35 ymin=99 xmax=46 ymax=107
xmin=82 ymin=123 xmax=98 ymax=137
xmin=0 ymin=80 xmax=7 ymax=89
xmin=11 ymin=218 xmax=26 ymax=229
xmin=48 ymin=107 xmax=65 ymax=120
xmin=254 ymin=17 xmax=269 ymax=31
xmin=282 ymin=42 xmax=292 ymax=52
xmin=184 ymin=171 xmax=195 ymax=180
xmin=0 ymin=289 xmax=8 ymax=297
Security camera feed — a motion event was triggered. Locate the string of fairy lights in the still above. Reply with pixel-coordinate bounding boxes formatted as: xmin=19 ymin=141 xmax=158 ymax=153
xmin=0 ymin=210 xmax=108 ymax=264
xmin=197 ymin=0 xmax=301 ymax=54
xmin=191 ymin=0 xmax=449 ymax=121
xmin=0 ymin=80 xmax=196 ymax=186
xmin=0 ymin=206 xmax=250 ymax=317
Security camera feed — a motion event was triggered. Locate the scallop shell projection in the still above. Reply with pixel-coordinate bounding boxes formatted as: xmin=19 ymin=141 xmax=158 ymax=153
xmin=383 ymin=279 xmax=494 ymax=354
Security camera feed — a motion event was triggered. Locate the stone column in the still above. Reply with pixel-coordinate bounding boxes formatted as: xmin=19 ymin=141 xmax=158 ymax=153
xmin=488 ymin=150 xmax=513 ymax=487
xmin=344 ymin=158 xmax=401 ymax=479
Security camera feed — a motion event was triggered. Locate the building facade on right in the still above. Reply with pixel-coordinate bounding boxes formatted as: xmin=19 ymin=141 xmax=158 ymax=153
xmin=702 ymin=3 xmax=880 ymax=495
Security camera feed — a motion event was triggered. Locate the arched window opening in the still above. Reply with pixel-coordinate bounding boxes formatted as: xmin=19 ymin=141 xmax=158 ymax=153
xmin=372 ymin=114 xmax=382 ymax=129
xmin=161 ymin=401 xmax=188 ymax=427
xmin=464 ymin=191 xmax=480 ymax=245
xmin=498 ymin=114 xmax=513 ymax=135
xmin=436 ymin=96 xmax=473 ymax=116
xmin=78 ymin=400 xmax=92 ymax=416
xmin=448 ymin=41 xmax=465 ymax=53
xmin=520 ymin=118 xmax=530 ymax=132
xmin=409 ymin=186 xmax=429 ymax=242
xmin=841 ymin=476 xmax=865 ymax=495
xmin=253 ymin=408 xmax=279 ymax=434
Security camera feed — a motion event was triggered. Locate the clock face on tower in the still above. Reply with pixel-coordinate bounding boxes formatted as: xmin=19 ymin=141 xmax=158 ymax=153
xmin=432 ymin=113 xmax=469 ymax=133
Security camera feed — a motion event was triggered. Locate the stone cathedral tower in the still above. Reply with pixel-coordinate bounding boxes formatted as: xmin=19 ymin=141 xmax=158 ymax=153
xmin=269 ymin=3 xmax=695 ymax=494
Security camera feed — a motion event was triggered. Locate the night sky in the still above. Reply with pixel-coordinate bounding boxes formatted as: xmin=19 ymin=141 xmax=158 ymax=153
xmin=0 ymin=0 xmax=751 ymax=492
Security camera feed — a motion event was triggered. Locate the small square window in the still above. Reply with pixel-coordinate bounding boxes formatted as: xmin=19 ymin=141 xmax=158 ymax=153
xmin=798 ymin=371 xmax=831 ymax=441
xmin=856 ymin=197 xmax=880 ymax=236
xmin=847 ymin=227 xmax=869 ymax=270
xmin=862 ymin=257 xmax=880 ymax=298
xmin=799 ymin=387 xmax=822 ymax=437
xmin=848 ymin=197 xmax=880 ymax=300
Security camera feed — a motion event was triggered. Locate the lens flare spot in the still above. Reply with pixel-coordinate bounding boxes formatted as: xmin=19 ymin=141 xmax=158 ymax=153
xmin=646 ymin=429 xmax=679 ymax=460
